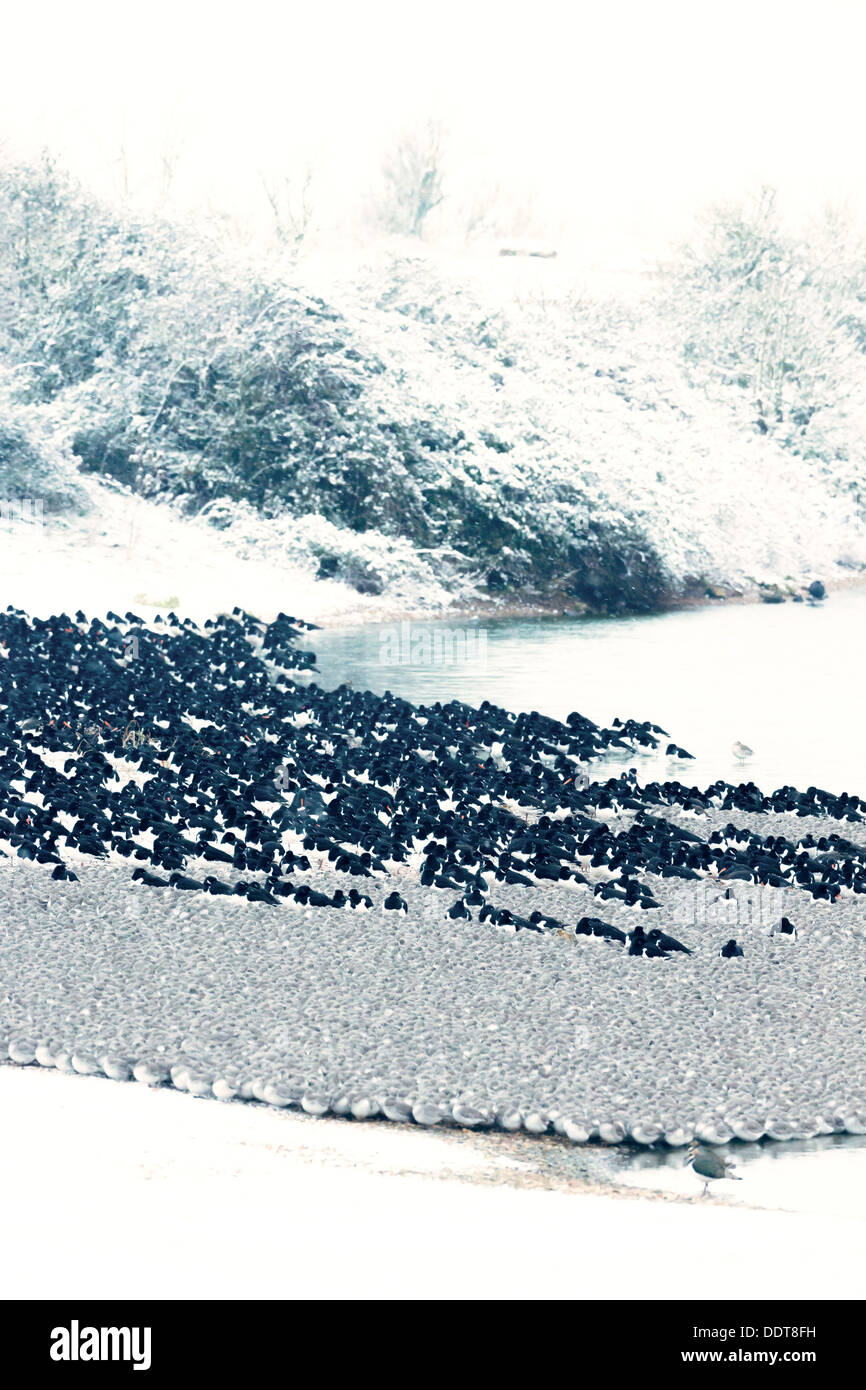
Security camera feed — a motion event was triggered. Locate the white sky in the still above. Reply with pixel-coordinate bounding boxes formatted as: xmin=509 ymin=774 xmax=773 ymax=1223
xmin=1 ymin=0 xmax=864 ymax=261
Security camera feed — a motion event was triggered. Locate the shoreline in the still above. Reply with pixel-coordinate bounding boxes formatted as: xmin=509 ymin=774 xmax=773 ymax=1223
xmin=0 ymin=1054 xmax=830 ymax=1208
xmin=1 ymin=1065 xmax=862 ymax=1299
xmin=5 ymin=476 xmax=865 ymax=633
xmin=306 ymin=568 xmax=866 ymax=631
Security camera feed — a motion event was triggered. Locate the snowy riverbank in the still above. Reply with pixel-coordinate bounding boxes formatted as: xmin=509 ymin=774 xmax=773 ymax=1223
xmin=5 ymin=475 xmax=864 ymax=636
xmin=0 ymin=476 xmax=443 ymax=628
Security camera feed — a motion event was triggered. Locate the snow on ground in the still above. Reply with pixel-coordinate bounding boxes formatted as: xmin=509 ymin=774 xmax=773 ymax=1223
xmin=0 ymin=476 xmax=452 ymax=627
xmin=2 ymin=1065 xmax=862 ymax=1299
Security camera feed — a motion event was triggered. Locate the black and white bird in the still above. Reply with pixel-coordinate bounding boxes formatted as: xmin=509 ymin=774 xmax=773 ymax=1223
xmin=447 ymin=897 xmax=472 ymax=920
xmin=646 ymin=927 xmax=691 ymax=955
xmin=719 ymin=938 xmax=744 ymax=958
xmin=769 ymin=915 xmax=797 ymax=938
xmin=4 ymin=603 xmax=864 ymax=978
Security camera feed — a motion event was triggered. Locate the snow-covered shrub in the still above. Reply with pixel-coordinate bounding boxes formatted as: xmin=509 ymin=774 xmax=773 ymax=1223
xmin=658 ymin=189 xmax=866 ymax=503
xmin=0 ymin=406 xmax=88 ymax=514
xmin=317 ymin=243 xmax=865 ymax=598
xmin=0 ymin=157 xmax=164 ymax=400
xmin=0 ymin=158 xmax=670 ymax=611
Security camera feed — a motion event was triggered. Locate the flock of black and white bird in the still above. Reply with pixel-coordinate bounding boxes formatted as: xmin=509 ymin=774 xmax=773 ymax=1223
xmin=2 ymin=602 xmax=866 ymax=1149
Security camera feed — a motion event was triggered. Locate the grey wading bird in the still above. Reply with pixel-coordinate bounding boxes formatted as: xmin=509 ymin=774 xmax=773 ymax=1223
xmin=686 ymin=1140 xmax=742 ymax=1197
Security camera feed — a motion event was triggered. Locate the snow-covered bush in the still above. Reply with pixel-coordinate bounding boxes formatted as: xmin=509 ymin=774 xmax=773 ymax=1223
xmin=0 ymin=158 xmax=670 ymax=611
xmin=658 ymin=189 xmax=866 ymax=503
xmin=0 ymin=405 xmax=89 ymax=514
xmin=0 ymin=157 xmax=164 ymax=400
xmin=313 ymin=243 xmax=865 ymax=597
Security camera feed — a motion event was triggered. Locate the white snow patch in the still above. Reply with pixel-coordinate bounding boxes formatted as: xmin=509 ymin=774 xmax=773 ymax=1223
xmin=1 ymin=476 xmax=445 ymax=628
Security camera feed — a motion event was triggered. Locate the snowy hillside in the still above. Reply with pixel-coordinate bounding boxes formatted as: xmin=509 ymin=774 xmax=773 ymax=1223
xmin=1 ymin=160 xmax=865 ymax=616
xmin=301 ymin=242 xmax=866 ymax=598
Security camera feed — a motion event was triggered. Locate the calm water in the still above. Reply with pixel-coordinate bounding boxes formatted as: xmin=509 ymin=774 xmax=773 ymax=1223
xmin=310 ymin=587 xmax=866 ymax=799
xmin=310 ymin=589 xmax=866 ymax=1212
